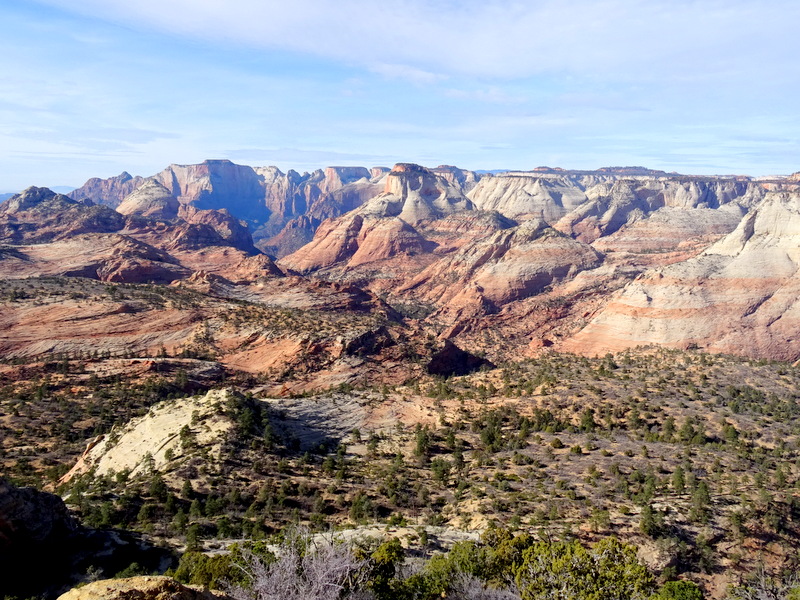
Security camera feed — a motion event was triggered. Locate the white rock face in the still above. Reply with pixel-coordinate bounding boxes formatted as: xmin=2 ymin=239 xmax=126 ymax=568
xmin=561 ymin=191 xmax=800 ymax=360
xmin=116 ymin=180 xmax=180 ymax=220
xmin=468 ymin=174 xmax=590 ymax=222
xmin=379 ymin=163 xmax=473 ymax=224
xmin=64 ymin=389 xmax=234 ymax=480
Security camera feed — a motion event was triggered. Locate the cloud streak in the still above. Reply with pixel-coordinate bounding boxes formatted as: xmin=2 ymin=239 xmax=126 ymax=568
xmin=35 ymin=0 xmax=800 ymax=81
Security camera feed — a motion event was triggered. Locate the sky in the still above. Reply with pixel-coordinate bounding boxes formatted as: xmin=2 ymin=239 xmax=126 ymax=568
xmin=1 ymin=0 xmax=800 ymax=191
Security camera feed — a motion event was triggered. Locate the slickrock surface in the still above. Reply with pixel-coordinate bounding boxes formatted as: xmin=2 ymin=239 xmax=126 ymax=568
xmin=116 ymin=180 xmax=180 ymax=220
xmin=57 ymin=577 xmax=231 ymax=600
xmin=62 ymin=389 xmax=235 ymax=481
xmin=0 ymin=234 xmax=190 ymax=283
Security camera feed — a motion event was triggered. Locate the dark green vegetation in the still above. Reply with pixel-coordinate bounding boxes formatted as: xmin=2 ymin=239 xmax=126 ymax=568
xmin=171 ymin=528 xmax=800 ymax=600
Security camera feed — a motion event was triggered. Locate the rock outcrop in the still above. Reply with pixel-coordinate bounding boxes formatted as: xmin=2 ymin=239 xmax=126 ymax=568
xmin=400 ymin=218 xmax=602 ymax=317
xmin=116 ymin=180 xmax=180 ymax=220
xmin=555 ymin=177 xmax=765 ymax=243
xmin=0 ymin=187 xmax=126 ymax=243
xmin=279 ymin=163 xmax=472 ymax=275
xmin=0 ymin=476 xmax=78 ymax=552
xmin=62 ymin=389 xmax=236 ymax=481
xmin=0 ymin=233 xmax=189 ymax=283
xmin=57 ymin=577 xmax=232 ymax=600
xmin=467 ymin=172 xmax=592 ymax=222
xmin=177 ymin=205 xmax=257 ymax=253
xmin=68 ymin=171 xmax=145 ymax=208
xmin=0 ymin=478 xmax=172 ymax=599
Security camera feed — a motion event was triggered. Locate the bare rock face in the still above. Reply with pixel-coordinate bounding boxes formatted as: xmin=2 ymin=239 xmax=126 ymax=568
xmin=0 ymin=187 xmax=126 ymax=243
xmin=258 ymin=214 xmax=318 ymax=257
xmin=116 ymin=180 xmax=180 ymax=220
xmin=348 ymin=218 xmax=436 ymax=267
xmin=401 ymin=218 xmax=602 ymax=318
xmin=153 ymin=159 xmax=266 ymax=221
xmin=431 ymin=164 xmax=482 ymax=194
xmin=468 ymin=173 xmax=593 ymax=222
xmin=152 ymin=160 xmax=384 ymax=247
xmin=57 ymin=576 xmax=231 ymax=600
xmin=178 ymin=205 xmax=257 ymax=253
xmin=278 ymin=214 xmax=365 ymax=273
xmin=0 ymin=233 xmax=189 ymax=283
xmin=63 ymin=389 xmax=236 ymax=481
xmin=68 ymin=171 xmax=145 ymax=208
xmin=556 ymin=178 xmax=765 ymax=243
xmin=561 ymin=191 xmax=800 ymax=360
xmin=279 ymin=164 xmax=471 ymax=274
xmin=381 ymin=163 xmax=473 ymax=224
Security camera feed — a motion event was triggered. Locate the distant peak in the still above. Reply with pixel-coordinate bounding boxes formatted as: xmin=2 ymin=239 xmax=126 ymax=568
xmin=19 ymin=185 xmax=58 ymax=199
xmin=391 ymin=163 xmax=430 ymax=174
xmin=595 ymin=166 xmax=668 ymax=176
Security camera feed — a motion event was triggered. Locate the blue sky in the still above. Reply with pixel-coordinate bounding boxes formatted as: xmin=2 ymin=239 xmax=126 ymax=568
xmin=2 ymin=0 xmax=800 ymax=191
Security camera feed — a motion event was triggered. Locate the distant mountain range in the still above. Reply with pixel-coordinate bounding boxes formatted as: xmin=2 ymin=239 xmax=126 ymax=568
xmin=3 ymin=159 xmax=800 ymax=362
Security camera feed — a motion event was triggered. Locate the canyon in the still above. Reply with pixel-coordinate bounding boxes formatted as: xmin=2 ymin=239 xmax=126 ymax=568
xmin=51 ymin=160 xmax=800 ymax=363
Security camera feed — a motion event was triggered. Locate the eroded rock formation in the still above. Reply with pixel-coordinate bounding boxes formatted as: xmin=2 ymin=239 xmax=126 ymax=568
xmin=561 ymin=191 xmax=800 ymax=360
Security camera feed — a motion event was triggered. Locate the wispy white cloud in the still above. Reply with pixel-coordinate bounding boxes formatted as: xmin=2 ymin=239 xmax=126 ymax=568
xmin=33 ymin=0 xmax=800 ymax=81
xmin=369 ymin=63 xmax=446 ymax=86
xmin=443 ymin=87 xmax=527 ymax=104
xmin=225 ymin=146 xmax=398 ymax=170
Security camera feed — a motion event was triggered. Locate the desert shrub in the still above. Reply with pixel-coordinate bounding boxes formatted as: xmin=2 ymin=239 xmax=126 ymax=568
xmin=654 ymin=580 xmax=704 ymax=600
xmin=514 ymin=537 xmax=655 ymax=600
xmin=227 ymin=530 xmax=369 ymax=600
